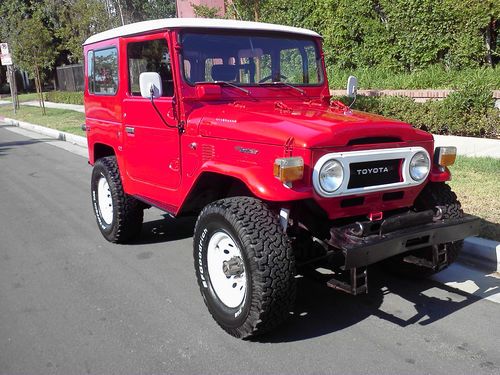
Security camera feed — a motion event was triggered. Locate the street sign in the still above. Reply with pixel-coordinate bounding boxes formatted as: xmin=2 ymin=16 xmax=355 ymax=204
xmin=1 ymin=42 xmax=17 ymax=114
xmin=0 ymin=43 xmax=13 ymax=66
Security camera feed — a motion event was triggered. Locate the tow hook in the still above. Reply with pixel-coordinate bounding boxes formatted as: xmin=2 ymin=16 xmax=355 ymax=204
xmin=433 ymin=206 xmax=444 ymax=221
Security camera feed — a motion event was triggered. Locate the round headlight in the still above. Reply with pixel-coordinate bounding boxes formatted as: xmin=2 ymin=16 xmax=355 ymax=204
xmin=409 ymin=151 xmax=430 ymax=181
xmin=319 ymin=159 xmax=344 ymax=192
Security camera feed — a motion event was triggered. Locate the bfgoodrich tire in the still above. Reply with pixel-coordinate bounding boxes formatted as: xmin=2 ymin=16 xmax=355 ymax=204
xmin=384 ymin=182 xmax=464 ymax=278
xmin=193 ymin=197 xmax=296 ymax=338
xmin=91 ymin=156 xmax=143 ymax=243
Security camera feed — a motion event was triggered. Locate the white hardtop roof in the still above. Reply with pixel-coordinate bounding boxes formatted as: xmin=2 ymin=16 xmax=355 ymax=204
xmin=84 ymin=18 xmax=321 ymax=45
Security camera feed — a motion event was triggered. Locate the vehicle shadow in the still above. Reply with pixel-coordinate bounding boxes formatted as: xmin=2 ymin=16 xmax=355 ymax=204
xmin=129 ymin=212 xmax=494 ymax=343
xmin=132 ymin=214 xmax=196 ymax=245
xmin=0 ymin=138 xmax=55 ymax=157
xmin=257 ymin=265 xmax=485 ymax=343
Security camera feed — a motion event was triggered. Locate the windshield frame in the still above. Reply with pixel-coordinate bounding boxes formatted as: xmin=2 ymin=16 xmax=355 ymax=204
xmin=179 ymin=29 xmax=325 ymax=88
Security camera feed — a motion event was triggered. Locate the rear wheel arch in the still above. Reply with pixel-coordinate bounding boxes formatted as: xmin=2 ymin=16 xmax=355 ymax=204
xmin=93 ymin=143 xmax=116 ymax=163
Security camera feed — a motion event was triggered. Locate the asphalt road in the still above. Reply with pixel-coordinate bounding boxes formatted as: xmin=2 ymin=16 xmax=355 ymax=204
xmin=0 ymin=124 xmax=499 ymax=375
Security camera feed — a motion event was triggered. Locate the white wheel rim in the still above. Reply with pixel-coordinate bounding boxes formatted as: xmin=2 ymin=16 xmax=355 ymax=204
xmin=207 ymin=231 xmax=247 ymax=308
xmin=97 ymin=176 xmax=113 ymax=225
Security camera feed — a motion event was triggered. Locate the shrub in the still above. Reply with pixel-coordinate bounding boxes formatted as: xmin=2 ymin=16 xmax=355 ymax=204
xmin=44 ymin=91 xmax=83 ymax=105
xmin=328 ymin=66 xmax=500 ymax=90
xmin=339 ymin=83 xmax=500 ymax=138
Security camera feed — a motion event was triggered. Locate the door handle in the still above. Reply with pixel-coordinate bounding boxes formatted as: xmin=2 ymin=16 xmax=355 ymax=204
xmin=125 ymin=126 xmax=135 ymax=135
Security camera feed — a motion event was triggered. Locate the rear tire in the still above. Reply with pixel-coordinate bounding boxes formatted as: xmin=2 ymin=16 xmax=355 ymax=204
xmin=384 ymin=182 xmax=463 ymax=278
xmin=193 ymin=197 xmax=296 ymax=338
xmin=91 ymin=156 xmax=143 ymax=243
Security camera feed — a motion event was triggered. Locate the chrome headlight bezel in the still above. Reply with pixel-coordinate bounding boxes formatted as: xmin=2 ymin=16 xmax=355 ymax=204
xmin=318 ymin=159 xmax=344 ymax=193
xmin=409 ymin=151 xmax=430 ymax=181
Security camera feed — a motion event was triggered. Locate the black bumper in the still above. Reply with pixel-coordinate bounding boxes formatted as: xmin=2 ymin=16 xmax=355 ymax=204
xmin=333 ymin=214 xmax=480 ymax=269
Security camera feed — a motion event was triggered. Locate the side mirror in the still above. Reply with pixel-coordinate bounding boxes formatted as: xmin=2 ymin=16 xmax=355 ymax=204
xmin=139 ymin=72 xmax=162 ymax=99
xmin=346 ymin=75 xmax=358 ymax=98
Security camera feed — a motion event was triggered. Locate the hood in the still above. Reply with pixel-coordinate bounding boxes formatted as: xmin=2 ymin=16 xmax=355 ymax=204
xmin=195 ymin=100 xmax=432 ymax=148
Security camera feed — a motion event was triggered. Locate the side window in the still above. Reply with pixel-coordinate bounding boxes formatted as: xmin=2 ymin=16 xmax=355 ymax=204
xmin=87 ymin=50 xmax=94 ymax=93
xmin=127 ymin=39 xmax=173 ymax=97
xmin=94 ymin=47 xmax=118 ymax=95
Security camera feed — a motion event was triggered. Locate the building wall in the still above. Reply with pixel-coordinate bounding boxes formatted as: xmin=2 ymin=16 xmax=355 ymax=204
xmin=176 ymin=0 xmax=226 ymax=18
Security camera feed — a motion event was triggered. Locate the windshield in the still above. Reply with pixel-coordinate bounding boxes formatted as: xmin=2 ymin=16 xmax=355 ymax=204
xmin=181 ymin=32 xmax=323 ymax=86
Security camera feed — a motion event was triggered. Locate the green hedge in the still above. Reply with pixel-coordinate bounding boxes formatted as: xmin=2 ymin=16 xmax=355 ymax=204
xmin=338 ymin=83 xmax=500 ymax=138
xmin=328 ymin=66 xmax=500 ymax=90
xmin=44 ymin=91 xmax=83 ymax=105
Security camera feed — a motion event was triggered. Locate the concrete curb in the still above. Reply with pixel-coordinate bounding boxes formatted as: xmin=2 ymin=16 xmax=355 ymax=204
xmin=1 ymin=117 xmax=87 ymax=149
xmin=1 ymin=116 xmax=498 ymax=272
xmin=461 ymin=237 xmax=500 ymax=273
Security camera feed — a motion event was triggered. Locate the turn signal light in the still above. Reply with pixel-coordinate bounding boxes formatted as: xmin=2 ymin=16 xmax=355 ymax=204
xmin=273 ymin=156 xmax=304 ymax=182
xmin=434 ymin=146 xmax=457 ymax=167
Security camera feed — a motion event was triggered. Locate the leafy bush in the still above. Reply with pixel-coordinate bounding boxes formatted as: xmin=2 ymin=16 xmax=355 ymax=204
xmin=328 ymin=66 xmax=500 ymax=89
xmin=44 ymin=91 xmax=83 ymax=105
xmin=338 ymin=83 xmax=500 ymax=138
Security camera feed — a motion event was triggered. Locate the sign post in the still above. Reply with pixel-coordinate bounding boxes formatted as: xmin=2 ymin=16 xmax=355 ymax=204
xmin=1 ymin=42 xmax=18 ymax=115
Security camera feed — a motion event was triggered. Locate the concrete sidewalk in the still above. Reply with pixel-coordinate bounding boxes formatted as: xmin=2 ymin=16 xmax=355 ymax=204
xmin=0 ymin=99 xmax=84 ymax=113
xmin=434 ymin=134 xmax=500 ymax=158
xmin=21 ymin=100 xmax=84 ymax=113
xmin=2 ymin=100 xmax=499 ymax=157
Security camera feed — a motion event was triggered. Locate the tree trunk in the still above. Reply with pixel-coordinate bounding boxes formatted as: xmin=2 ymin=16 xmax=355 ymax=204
xmin=485 ymin=17 xmax=494 ymax=67
xmin=35 ymin=65 xmax=46 ymax=116
xmin=254 ymin=0 xmax=259 ymax=21
xmin=116 ymin=0 xmax=125 ymax=26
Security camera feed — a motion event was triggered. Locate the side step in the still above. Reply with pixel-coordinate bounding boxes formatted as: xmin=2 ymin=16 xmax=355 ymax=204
xmin=327 ymin=267 xmax=368 ymax=295
xmin=403 ymin=244 xmax=448 ymax=271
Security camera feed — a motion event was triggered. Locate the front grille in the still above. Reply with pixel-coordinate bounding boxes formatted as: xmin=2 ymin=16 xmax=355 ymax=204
xmin=348 ymin=159 xmax=402 ymax=189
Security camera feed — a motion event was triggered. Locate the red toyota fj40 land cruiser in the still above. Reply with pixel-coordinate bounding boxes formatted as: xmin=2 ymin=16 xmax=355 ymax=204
xmin=83 ymin=18 xmax=479 ymax=338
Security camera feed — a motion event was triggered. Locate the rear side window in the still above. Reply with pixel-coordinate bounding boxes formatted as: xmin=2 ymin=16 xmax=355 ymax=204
xmin=127 ymin=39 xmax=173 ymax=97
xmin=88 ymin=47 xmax=118 ymax=95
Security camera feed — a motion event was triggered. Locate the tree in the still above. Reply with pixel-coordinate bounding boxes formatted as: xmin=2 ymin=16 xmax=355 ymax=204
xmin=11 ymin=16 xmax=56 ymax=114
xmin=231 ymin=0 xmax=265 ymax=21
xmin=192 ymin=4 xmax=223 ymax=18
xmin=54 ymin=0 xmax=112 ymax=63
xmin=109 ymin=0 xmax=176 ymax=25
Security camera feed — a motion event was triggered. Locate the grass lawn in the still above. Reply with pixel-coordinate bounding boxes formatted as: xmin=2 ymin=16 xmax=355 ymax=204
xmin=0 ymin=105 xmax=85 ymax=137
xmin=448 ymin=156 xmax=500 ymax=241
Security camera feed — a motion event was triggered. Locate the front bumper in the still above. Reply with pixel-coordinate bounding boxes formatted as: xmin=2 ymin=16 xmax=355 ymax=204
xmin=330 ymin=214 xmax=480 ymax=269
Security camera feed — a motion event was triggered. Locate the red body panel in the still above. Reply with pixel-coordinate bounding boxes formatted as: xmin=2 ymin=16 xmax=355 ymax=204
xmin=84 ymin=28 xmax=449 ymax=220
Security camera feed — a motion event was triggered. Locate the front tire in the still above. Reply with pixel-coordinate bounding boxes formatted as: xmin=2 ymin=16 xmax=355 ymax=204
xmin=193 ymin=197 xmax=296 ymax=338
xmin=91 ymin=156 xmax=144 ymax=243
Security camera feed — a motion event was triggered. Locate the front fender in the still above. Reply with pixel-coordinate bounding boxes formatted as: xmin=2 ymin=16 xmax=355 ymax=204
xmin=200 ymin=161 xmax=313 ymax=202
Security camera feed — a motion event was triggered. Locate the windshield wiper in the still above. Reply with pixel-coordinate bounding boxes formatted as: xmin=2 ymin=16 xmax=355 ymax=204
xmin=213 ymin=81 xmax=251 ymax=95
xmin=260 ymin=81 xmax=306 ymax=96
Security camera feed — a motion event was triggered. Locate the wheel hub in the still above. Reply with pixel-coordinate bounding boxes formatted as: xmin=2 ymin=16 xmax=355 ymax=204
xmin=222 ymin=256 xmax=244 ymax=277
xmin=207 ymin=231 xmax=247 ymax=308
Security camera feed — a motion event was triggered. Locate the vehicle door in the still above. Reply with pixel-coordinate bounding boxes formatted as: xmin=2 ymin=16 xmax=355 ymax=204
xmin=122 ymin=33 xmax=181 ymax=201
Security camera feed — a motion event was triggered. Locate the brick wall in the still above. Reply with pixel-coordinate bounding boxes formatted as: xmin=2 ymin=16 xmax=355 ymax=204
xmin=330 ymin=89 xmax=500 ymax=101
